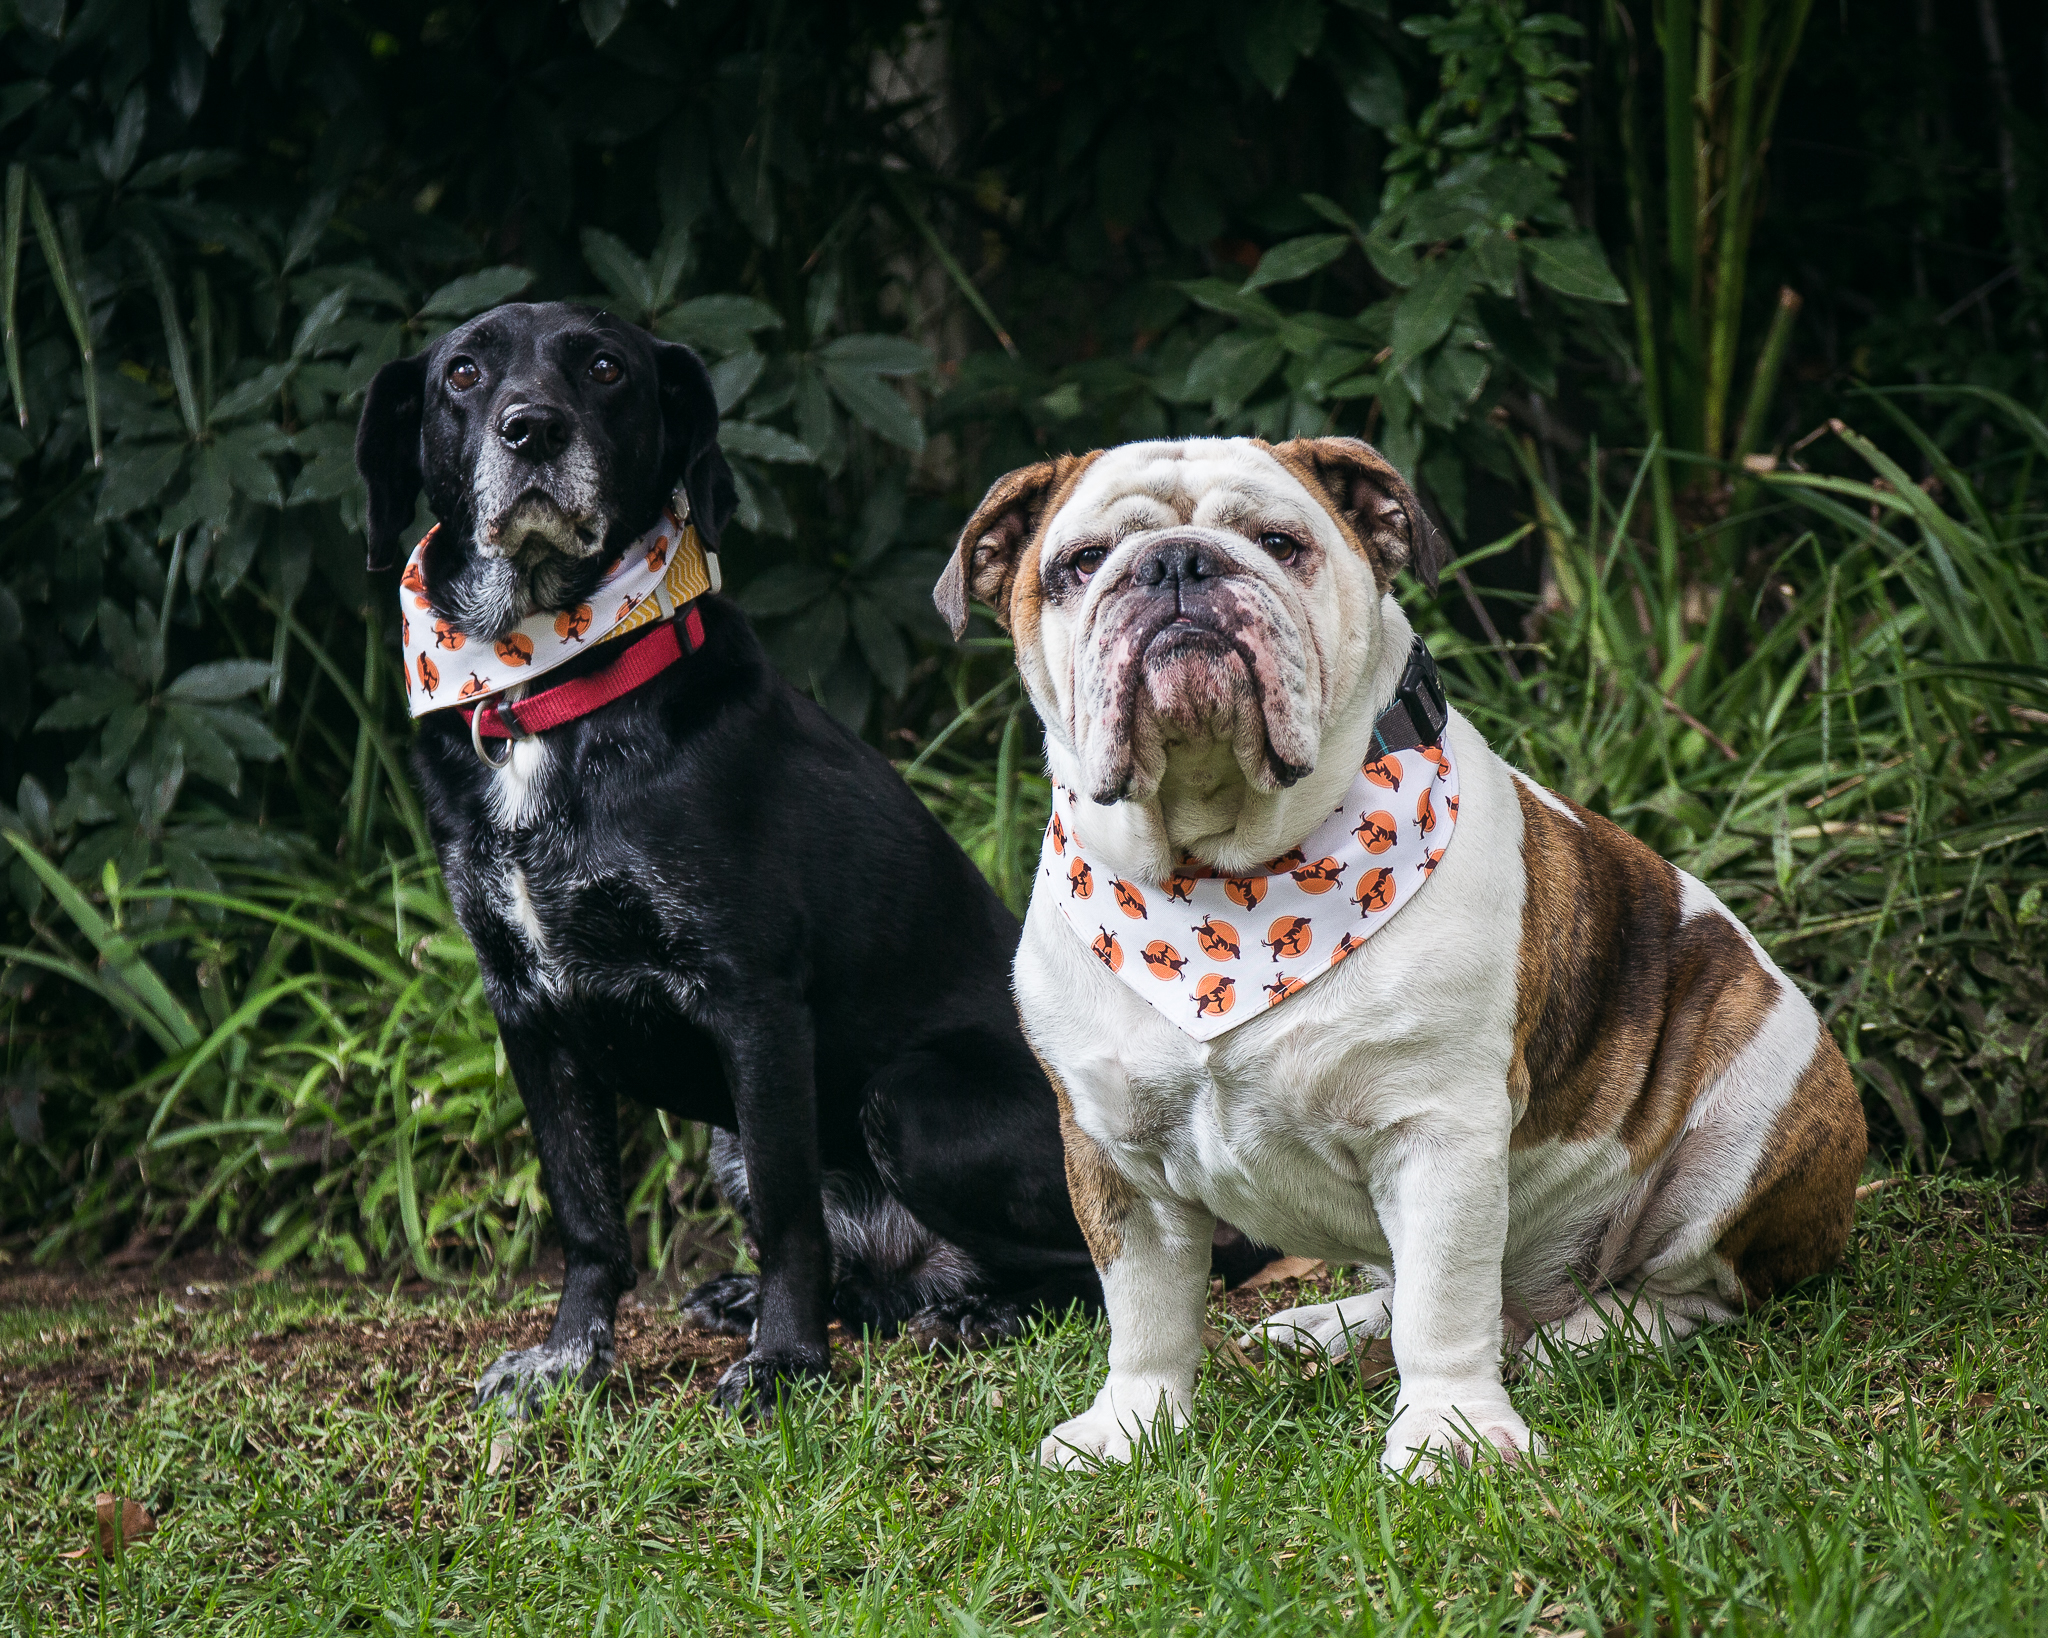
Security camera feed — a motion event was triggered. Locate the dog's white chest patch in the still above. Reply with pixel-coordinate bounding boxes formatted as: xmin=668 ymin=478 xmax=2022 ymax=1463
xmin=486 ymin=738 xmax=552 ymax=829
xmin=497 ymin=864 xmax=568 ymax=997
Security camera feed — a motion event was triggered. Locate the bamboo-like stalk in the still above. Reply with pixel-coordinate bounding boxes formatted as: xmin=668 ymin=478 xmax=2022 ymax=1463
xmin=1732 ymin=285 xmax=1803 ymax=463
xmin=1701 ymin=0 xmax=1766 ymax=461
xmin=1657 ymin=0 xmax=1701 ymax=453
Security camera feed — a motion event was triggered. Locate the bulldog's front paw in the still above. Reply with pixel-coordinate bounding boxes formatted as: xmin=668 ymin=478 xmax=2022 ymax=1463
xmin=710 ymin=1347 xmax=833 ymax=1420
xmin=1037 ymin=1381 xmax=1188 ymax=1470
xmin=1252 ymin=1289 xmax=1392 ymax=1361
xmin=474 ymin=1334 xmax=614 ymax=1417
xmin=1381 ymin=1392 xmax=1538 ymax=1481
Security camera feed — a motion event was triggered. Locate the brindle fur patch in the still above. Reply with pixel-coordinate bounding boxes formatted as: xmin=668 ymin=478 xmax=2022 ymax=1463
xmin=1035 ymin=1053 xmax=1137 ymax=1270
xmin=1714 ymin=1033 xmax=1866 ymax=1301
xmin=1508 ymin=780 xmax=1776 ymax=1162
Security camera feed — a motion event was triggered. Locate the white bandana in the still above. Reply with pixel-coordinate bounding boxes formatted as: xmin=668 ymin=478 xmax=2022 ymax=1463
xmin=398 ymin=497 xmax=717 ymax=715
xmin=1041 ymin=739 xmax=1461 ymax=1039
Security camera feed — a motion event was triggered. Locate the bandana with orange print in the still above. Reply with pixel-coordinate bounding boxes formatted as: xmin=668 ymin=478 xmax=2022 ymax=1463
xmin=397 ymin=494 xmax=717 ymax=716
xmin=1041 ymin=738 xmax=1460 ymax=1040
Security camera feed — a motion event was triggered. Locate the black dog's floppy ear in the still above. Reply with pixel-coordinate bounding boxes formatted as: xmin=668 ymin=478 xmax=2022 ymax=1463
xmin=354 ymin=354 xmax=428 ymax=571
xmin=1271 ymin=435 xmax=1447 ymax=594
xmin=655 ymin=341 xmax=737 ymax=552
xmin=935 ymin=452 xmax=1102 ymax=640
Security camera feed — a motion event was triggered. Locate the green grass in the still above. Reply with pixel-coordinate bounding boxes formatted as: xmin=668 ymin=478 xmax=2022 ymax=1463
xmin=5 ymin=1175 xmax=2044 ymax=1635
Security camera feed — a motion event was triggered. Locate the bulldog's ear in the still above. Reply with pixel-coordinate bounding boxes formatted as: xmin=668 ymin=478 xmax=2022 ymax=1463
xmin=1272 ymin=435 xmax=1448 ymax=593
xmin=935 ymin=454 xmax=1095 ymax=640
xmin=354 ymin=354 xmax=428 ymax=571
xmin=655 ymin=341 xmax=738 ymax=552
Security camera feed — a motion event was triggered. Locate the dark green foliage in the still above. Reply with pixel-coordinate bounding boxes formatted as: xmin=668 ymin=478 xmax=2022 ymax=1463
xmin=1 ymin=0 xmax=2045 ymax=1280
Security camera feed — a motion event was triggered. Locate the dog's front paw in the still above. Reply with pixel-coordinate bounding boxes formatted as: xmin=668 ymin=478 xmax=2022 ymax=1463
xmin=680 ymin=1272 xmax=759 ymax=1339
xmin=1252 ymin=1289 xmax=1392 ymax=1361
xmin=1381 ymin=1392 xmax=1538 ymax=1481
xmin=474 ymin=1334 xmax=614 ymax=1417
xmin=905 ymin=1293 xmax=1025 ymax=1354
xmin=710 ymin=1347 xmax=833 ymax=1420
xmin=1037 ymin=1380 xmax=1188 ymax=1470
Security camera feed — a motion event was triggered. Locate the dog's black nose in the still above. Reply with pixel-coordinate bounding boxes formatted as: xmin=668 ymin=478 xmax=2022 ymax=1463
xmin=497 ymin=404 xmax=570 ymax=461
xmin=1134 ymin=538 xmax=1223 ymax=592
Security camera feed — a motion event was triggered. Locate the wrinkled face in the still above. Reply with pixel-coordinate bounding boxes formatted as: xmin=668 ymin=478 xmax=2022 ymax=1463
xmin=414 ymin=304 xmax=669 ymax=639
xmin=936 ymin=438 xmax=1436 ymax=808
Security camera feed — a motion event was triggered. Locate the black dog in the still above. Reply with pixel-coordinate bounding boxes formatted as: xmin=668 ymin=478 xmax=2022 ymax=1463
xmin=352 ymin=302 xmax=1117 ymax=1414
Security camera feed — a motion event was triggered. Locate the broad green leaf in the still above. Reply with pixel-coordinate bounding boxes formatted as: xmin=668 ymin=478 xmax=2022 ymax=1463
xmin=736 ymin=565 xmax=833 ymax=618
xmin=97 ymin=441 xmax=189 ymax=520
xmin=849 ymin=594 xmax=909 ymax=698
xmin=1338 ymin=51 xmax=1405 ymax=132
xmin=214 ymin=425 xmax=287 ymax=507
xmin=717 ymin=420 xmax=815 ymax=463
xmin=708 ymin=348 xmax=764 ymax=412
xmin=820 ymin=334 xmax=930 ymax=376
xmin=419 ymin=266 xmax=537 ymax=319
xmin=189 ymin=0 xmax=227 ymax=53
xmin=159 ymin=445 xmax=234 ymax=537
xmin=291 ymin=286 xmax=351 ymax=357
xmin=659 ymin=294 xmax=783 ymax=354
xmin=822 ymin=363 xmax=926 ymax=453
xmin=774 ymin=596 xmax=848 ymax=686
xmin=580 ymin=227 xmax=656 ymax=314
xmin=34 ymin=679 xmax=135 ymax=731
xmin=1243 ymin=0 xmax=1323 ymax=97
xmin=286 ymin=421 xmax=360 ymax=506
xmin=0 ymin=82 xmax=49 ymax=131
xmin=1184 ymin=333 xmax=1287 ymax=416
xmin=210 ymin=361 xmax=296 ymax=424
xmin=1389 ymin=250 xmax=1478 ymax=370
xmin=197 ymin=703 xmax=286 ymax=761
xmin=1523 ymin=233 xmax=1627 ymax=304
xmin=580 ymin=0 xmax=628 ymax=45
xmin=165 ymin=659 xmax=275 ymax=702
xmin=1241 ymin=234 xmax=1352 ymax=295
xmin=1177 ymin=278 xmax=1285 ymax=329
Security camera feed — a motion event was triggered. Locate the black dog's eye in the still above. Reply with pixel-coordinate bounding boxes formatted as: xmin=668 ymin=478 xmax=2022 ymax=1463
xmin=1070 ymin=545 xmax=1109 ymax=581
xmin=1258 ymin=531 xmax=1301 ymax=564
xmin=589 ymin=354 xmax=622 ymax=385
xmin=445 ymin=357 xmax=480 ymax=392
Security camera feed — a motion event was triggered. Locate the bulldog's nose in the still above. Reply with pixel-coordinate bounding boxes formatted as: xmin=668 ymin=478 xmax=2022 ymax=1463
xmin=1134 ymin=537 xmax=1224 ymax=593
xmin=496 ymin=403 xmax=569 ymax=461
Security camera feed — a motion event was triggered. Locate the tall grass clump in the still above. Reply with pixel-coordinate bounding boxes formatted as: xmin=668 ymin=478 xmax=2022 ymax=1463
xmin=1427 ymin=391 xmax=2048 ymax=1173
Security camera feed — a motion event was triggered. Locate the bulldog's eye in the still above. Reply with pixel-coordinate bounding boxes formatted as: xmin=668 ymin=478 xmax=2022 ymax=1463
xmin=588 ymin=354 xmax=622 ymax=385
xmin=445 ymin=358 xmax=480 ymax=392
xmin=1070 ymin=545 xmax=1109 ymax=581
xmin=1258 ymin=531 xmax=1301 ymax=564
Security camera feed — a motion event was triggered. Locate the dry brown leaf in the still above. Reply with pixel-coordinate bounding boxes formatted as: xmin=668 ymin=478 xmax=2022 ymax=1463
xmin=1356 ymin=1337 xmax=1397 ymax=1387
xmin=60 ymin=1494 xmax=155 ymax=1559
xmin=484 ymin=1431 xmax=517 ymax=1477
xmin=1201 ymin=1324 xmax=1261 ymax=1375
xmin=1854 ymin=1177 xmax=1896 ymax=1201
xmin=1235 ymin=1255 xmax=1326 ymax=1292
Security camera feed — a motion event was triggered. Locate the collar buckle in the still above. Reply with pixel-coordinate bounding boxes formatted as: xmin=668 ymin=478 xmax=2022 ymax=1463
xmin=1372 ymin=638 xmax=1450 ymax=755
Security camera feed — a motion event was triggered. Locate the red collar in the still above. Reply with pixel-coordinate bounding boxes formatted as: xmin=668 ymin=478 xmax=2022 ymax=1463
xmin=460 ymin=602 xmax=706 ymax=758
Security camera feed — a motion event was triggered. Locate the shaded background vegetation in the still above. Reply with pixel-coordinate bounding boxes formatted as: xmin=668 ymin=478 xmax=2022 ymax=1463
xmin=1 ymin=0 xmax=2043 ymax=1282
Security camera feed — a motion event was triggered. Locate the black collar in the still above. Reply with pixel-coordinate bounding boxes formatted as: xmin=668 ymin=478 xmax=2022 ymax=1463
xmin=1370 ymin=638 xmax=1450 ymax=755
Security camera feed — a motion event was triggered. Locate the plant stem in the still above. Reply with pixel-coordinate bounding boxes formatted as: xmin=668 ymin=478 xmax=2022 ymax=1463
xmin=1658 ymin=0 xmax=1701 ymax=454
xmin=1732 ymin=285 xmax=1802 ymax=463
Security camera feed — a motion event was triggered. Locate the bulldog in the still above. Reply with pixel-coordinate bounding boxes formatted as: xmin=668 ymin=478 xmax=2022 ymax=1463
xmin=933 ymin=435 xmax=1866 ymax=1477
